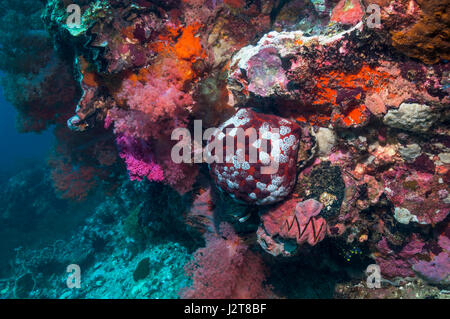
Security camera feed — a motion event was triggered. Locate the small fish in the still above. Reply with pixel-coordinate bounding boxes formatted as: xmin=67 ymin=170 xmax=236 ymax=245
xmin=238 ymin=213 xmax=251 ymax=223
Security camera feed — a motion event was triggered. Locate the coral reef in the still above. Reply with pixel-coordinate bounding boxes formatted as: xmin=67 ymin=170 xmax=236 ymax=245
xmin=0 ymin=0 xmax=449 ymax=300
xmin=335 ymin=278 xmax=450 ymax=299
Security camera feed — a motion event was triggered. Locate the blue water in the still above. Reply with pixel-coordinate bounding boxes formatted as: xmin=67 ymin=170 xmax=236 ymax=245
xmin=0 ymin=78 xmax=54 ymax=179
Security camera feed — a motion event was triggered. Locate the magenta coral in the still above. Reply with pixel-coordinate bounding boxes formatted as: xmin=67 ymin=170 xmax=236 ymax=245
xmin=382 ymin=164 xmax=449 ymax=225
xmin=116 ymin=134 xmax=164 ymax=182
xmin=412 ymin=234 xmax=450 ymax=285
xmin=159 ymin=156 xmax=198 ymax=195
xmin=115 ymin=133 xmax=197 ymax=194
xmin=413 ymin=252 xmax=450 ymax=285
xmin=375 ymin=236 xmax=425 ymax=279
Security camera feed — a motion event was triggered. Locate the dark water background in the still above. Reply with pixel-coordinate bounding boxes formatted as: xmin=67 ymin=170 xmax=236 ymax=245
xmin=0 ymin=75 xmax=54 ymax=180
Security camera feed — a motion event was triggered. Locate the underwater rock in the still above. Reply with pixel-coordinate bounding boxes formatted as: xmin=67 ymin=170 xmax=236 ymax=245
xmin=272 ymin=0 xmax=320 ymax=32
xmin=375 ymin=236 xmax=425 ymax=279
xmin=295 ymin=161 xmax=345 ymax=218
xmin=398 ymin=144 xmax=422 ymax=162
xmin=133 ymin=257 xmax=150 ymax=282
xmin=310 ymin=0 xmax=332 ymax=18
xmin=383 ymin=103 xmax=437 ymax=133
xmin=228 ymin=23 xmax=365 ymax=110
xmin=382 ymin=165 xmax=449 ymax=225
xmin=335 ymin=278 xmax=449 ymax=299
xmin=390 ymin=0 xmax=450 ymax=64
xmin=394 ymin=207 xmax=419 ymax=225
xmin=330 ymin=0 xmax=363 ymax=26
xmin=413 ymin=252 xmax=450 ymax=285
xmin=245 ymin=47 xmax=288 ymax=98
xmin=14 ymin=273 xmax=35 ymax=299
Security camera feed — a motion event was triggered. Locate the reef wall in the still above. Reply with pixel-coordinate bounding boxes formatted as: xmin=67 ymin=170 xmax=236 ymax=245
xmin=0 ymin=0 xmax=449 ymax=298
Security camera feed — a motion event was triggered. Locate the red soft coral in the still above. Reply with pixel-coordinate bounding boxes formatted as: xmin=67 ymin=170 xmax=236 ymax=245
xmin=181 ymin=223 xmax=275 ymax=299
xmin=49 ymin=157 xmax=98 ymax=202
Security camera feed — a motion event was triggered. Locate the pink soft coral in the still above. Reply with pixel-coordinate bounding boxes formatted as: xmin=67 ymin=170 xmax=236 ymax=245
xmin=110 ymin=74 xmax=192 ymax=140
xmin=158 ymin=153 xmax=198 ymax=195
xmin=107 ymin=67 xmax=198 ymax=194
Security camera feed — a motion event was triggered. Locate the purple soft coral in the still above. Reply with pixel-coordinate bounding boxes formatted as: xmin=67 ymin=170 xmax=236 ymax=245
xmin=116 ymin=134 xmax=164 ymax=182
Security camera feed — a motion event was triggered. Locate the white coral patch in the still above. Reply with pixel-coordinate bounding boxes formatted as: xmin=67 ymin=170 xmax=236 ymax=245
xmin=280 ymin=126 xmax=291 ymax=136
xmin=278 ymin=154 xmax=289 ymax=163
xmin=283 ymin=135 xmax=296 ymax=148
xmin=256 ymin=182 xmax=267 ymax=191
xmin=271 ymin=175 xmax=284 ymax=186
xmin=259 ymin=151 xmax=271 ymax=165
xmin=252 ymin=139 xmax=262 ymax=149
xmin=226 ymin=179 xmax=239 ymax=189
xmin=394 ymin=207 xmax=419 ymax=225
xmin=220 ymin=109 xmax=250 ymax=129
xmin=232 ymin=156 xmax=241 ymax=169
